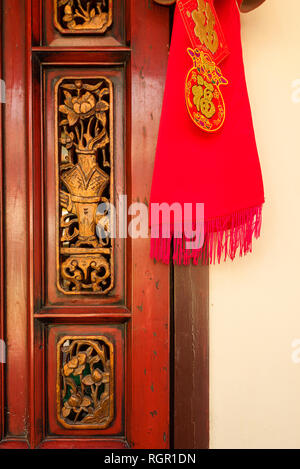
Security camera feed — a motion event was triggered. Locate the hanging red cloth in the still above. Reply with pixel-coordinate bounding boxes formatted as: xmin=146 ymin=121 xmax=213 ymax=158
xmin=150 ymin=0 xmax=264 ymax=264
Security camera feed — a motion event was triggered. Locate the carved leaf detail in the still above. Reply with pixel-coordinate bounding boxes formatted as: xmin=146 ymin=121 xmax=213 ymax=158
xmin=58 ymin=337 xmax=113 ymax=428
xmin=55 ymin=0 xmax=112 ymax=34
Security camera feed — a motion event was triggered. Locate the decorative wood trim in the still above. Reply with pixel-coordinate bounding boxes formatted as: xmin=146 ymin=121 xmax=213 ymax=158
xmin=0 ymin=439 xmax=30 ymax=449
xmin=38 ymin=438 xmax=129 ymax=449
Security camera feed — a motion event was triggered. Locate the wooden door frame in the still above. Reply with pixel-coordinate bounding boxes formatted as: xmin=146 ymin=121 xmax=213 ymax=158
xmin=0 ymin=0 xmax=209 ymax=449
xmin=173 ymin=264 xmax=209 ymax=449
xmin=163 ymin=3 xmax=209 ymax=449
xmin=0 ymin=0 xmax=4 ymax=445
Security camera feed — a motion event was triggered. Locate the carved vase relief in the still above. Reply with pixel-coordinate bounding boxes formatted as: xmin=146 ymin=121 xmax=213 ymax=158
xmin=54 ymin=0 xmax=113 ymax=34
xmin=56 ymin=77 xmax=113 ymax=294
xmin=57 ymin=336 xmax=114 ymax=429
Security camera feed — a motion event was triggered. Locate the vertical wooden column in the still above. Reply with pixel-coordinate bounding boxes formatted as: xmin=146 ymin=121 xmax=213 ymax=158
xmin=2 ymin=0 xmax=28 ymax=439
xmin=174 ymin=264 xmax=209 ymax=449
xmin=129 ymin=0 xmax=171 ymax=449
xmin=0 ymin=0 xmax=4 ymax=441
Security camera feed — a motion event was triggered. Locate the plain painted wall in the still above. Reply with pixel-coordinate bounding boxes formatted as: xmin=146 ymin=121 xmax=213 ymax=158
xmin=210 ymin=0 xmax=300 ymax=449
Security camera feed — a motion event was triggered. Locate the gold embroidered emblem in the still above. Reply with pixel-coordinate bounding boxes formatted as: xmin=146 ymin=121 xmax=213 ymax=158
xmin=185 ymin=49 xmax=228 ymax=132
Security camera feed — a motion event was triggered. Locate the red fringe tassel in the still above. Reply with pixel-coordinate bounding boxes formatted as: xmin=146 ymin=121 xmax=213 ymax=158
xmin=150 ymin=205 xmax=263 ymax=265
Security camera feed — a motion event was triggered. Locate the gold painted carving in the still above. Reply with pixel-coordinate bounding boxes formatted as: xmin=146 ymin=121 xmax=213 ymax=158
xmin=153 ymin=0 xmax=176 ymax=5
xmin=56 ymin=77 xmax=113 ymax=294
xmin=54 ymin=0 xmax=113 ymax=34
xmin=57 ymin=336 xmax=114 ymax=429
xmin=191 ymin=0 xmax=219 ymax=55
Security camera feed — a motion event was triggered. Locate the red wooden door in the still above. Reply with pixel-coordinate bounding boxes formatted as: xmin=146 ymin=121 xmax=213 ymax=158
xmin=0 ymin=0 xmax=172 ymax=449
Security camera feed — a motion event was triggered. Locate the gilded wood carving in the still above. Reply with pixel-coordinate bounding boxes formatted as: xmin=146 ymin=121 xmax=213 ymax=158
xmin=153 ymin=0 xmax=176 ymax=5
xmin=57 ymin=336 xmax=114 ymax=429
xmin=56 ymin=77 xmax=114 ymax=294
xmin=54 ymin=0 xmax=113 ymax=34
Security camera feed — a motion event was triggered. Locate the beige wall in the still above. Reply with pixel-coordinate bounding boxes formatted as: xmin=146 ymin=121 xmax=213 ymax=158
xmin=210 ymin=0 xmax=300 ymax=449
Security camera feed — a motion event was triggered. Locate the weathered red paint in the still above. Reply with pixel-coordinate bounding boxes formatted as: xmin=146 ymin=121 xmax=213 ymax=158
xmin=127 ymin=0 xmax=172 ymax=449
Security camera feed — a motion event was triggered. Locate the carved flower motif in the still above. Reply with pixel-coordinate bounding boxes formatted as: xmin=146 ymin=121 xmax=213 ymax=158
xmin=59 ymin=340 xmax=112 ymax=426
xmin=59 ymin=130 xmax=75 ymax=149
xmin=59 ymin=0 xmax=109 ymax=32
xmin=82 ymin=368 xmax=109 ymax=386
xmin=59 ymin=91 xmax=96 ymax=126
xmin=63 ymin=351 xmax=87 ymax=377
xmin=62 ymin=392 xmax=92 ymax=418
xmin=73 ymin=92 xmax=96 ymax=115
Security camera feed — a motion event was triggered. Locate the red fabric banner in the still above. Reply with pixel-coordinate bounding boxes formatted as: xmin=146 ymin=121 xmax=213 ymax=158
xmin=177 ymin=0 xmax=230 ymax=64
xmin=150 ymin=0 xmax=264 ymax=265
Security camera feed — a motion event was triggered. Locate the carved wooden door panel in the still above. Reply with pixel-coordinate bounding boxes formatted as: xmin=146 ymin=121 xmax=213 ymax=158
xmin=0 ymin=0 xmax=171 ymax=449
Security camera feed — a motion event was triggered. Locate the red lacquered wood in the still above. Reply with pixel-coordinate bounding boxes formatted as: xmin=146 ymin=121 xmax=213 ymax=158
xmin=26 ymin=0 xmax=41 ymax=448
xmin=2 ymin=0 xmax=28 ymax=437
xmin=2 ymin=0 xmax=173 ymax=449
xmin=0 ymin=439 xmax=29 ymax=449
xmin=38 ymin=438 xmax=129 ymax=449
xmin=31 ymin=0 xmax=42 ymax=46
xmin=33 ymin=48 xmax=131 ymax=65
xmin=32 ymin=321 xmax=45 ymax=446
xmin=35 ymin=306 xmax=132 ymax=321
xmin=0 ymin=0 xmax=4 ymax=441
xmin=128 ymin=0 xmax=171 ymax=449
